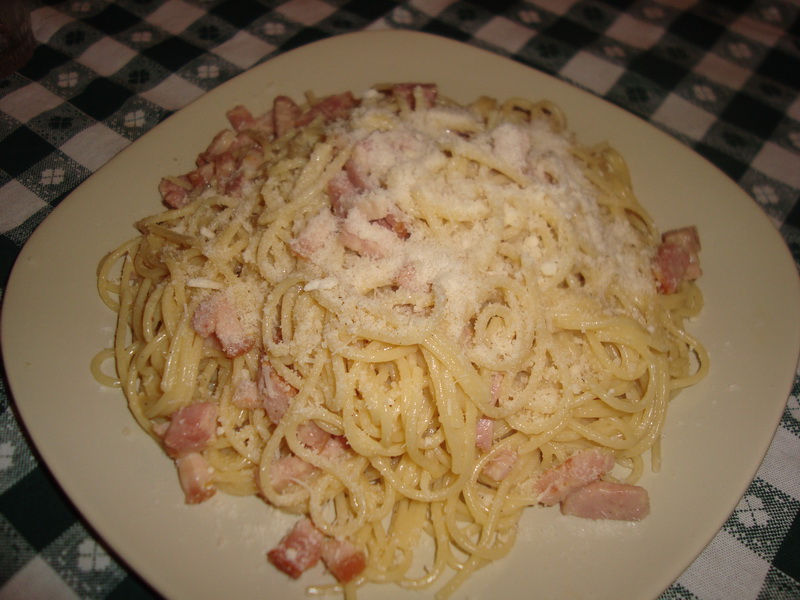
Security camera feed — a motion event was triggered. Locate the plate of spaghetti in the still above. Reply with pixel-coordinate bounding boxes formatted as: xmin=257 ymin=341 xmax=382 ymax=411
xmin=4 ymin=31 xmax=799 ymax=600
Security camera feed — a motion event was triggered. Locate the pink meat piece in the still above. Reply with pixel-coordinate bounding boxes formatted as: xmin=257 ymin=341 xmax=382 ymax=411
xmin=475 ymin=375 xmax=503 ymax=452
xmin=533 ymin=448 xmax=616 ymax=506
xmin=211 ymin=151 xmax=236 ymax=179
xmin=191 ymin=131 xmax=262 ymax=198
xmin=197 ymin=129 xmax=237 ymax=166
xmin=321 ymin=538 xmax=367 ymax=583
xmin=163 ymin=402 xmax=219 ymax=458
xmin=662 ymin=225 xmax=701 ymax=253
xmin=393 ymin=262 xmax=428 ymax=293
xmin=259 ymin=361 xmax=297 ymax=424
xmin=347 ymin=129 xmax=426 ymax=190
xmin=158 ymin=176 xmax=191 ymax=209
xmin=191 ymin=295 xmax=218 ymax=337
xmin=320 ymin=435 xmax=349 ymax=459
xmin=475 ymin=418 xmax=494 ymax=452
xmin=327 ymin=171 xmax=359 ymax=216
xmin=191 ymin=293 xmax=255 ymax=358
xmin=222 ymin=173 xmax=246 ymax=197
xmin=232 ymin=378 xmax=260 ymax=410
xmin=213 ymin=297 xmax=254 ymax=357
xmin=372 ymin=212 xmax=410 ymax=239
xmin=185 ymin=162 xmax=215 ymax=188
xmin=175 ymin=452 xmax=216 ymax=504
xmin=330 ymin=159 xmax=410 ymax=230
xmin=338 ymin=205 xmax=407 ymax=259
xmin=344 ymin=154 xmax=372 ymax=191
xmin=268 ymin=518 xmax=325 ymax=579
xmin=295 ymin=91 xmax=358 ymax=127
xmin=296 ymin=421 xmax=331 ymax=451
xmin=327 ymin=154 xmax=373 ymax=219
xmin=269 ymin=455 xmax=317 ymax=492
xmin=483 ymin=448 xmax=518 ymax=481
xmin=226 ymin=105 xmax=256 ymax=132
xmin=328 ymin=172 xmax=366 ymax=221
xmin=560 ymin=481 xmax=650 ymax=521
xmin=239 ymin=146 xmax=265 ymax=176
xmin=338 ymin=223 xmax=389 ymax=258
xmin=654 ymin=226 xmax=702 ymax=294
xmin=273 ymin=95 xmax=302 ymax=137
xmin=159 ymin=117 xmax=266 ymax=209
xmin=290 ymin=210 xmax=338 ymax=259
xmin=327 ymin=131 xmax=418 ymax=247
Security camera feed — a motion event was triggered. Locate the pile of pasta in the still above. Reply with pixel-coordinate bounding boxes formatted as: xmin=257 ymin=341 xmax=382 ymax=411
xmin=95 ymin=83 xmax=708 ymax=599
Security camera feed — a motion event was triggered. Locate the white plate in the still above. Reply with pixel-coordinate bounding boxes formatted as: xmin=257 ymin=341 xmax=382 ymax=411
xmin=3 ymin=31 xmax=800 ymax=600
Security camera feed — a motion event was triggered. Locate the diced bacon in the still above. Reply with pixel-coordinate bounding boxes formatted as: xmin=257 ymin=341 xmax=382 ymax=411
xmin=320 ymin=435 xmax=349 ymax=459
xmin=327 ymin=156 xmax=374 ymax=219
xmin=192 ymin=293 xmax=255 ymax=358
xmin=232 ymin=378 xmax=260 ymax=410
xmin=346 ymin=139 xmax=380 ymax=191
xmin=476 ymin=418 xmax=494 ymax=452
xmin=186 ymin=162 xmax=214 ymax=188
xmin=158 ymin=176 xmax=191 ymax=209
xmin=328 ymin=133 xmax=418 ymax=246
xmin=327 ymin=171 xmax=359 ymax=215
xmin=249 ymin=112 xmax=276 ymax=137
xmin=533 ymin=448 xmax=615 ymax=506
xmin=347 ymin=128 xmax=429 ymax=191
xmin=223 ymin=173 xmax=246 ymax=197
xmin=390 ymin=83 xmax=438 ymax=110
xmin=560 ymin=481 xmax=650 ymax=521
xmin=213 ymin=152 xmax=237 ymax=180
xmin=393 ymin=262 xmax=419 ymax=292
xmin=273 ymin=95 xmax=302 ymax=137
xmin=338 ymin=207 xmax=403 ymax=259
xmin=175 ymin=452 xmax=216 ymax=504
xmin=226 ymin=105 xmax=257 ymax=132
xmin=321 ymin=538 xmax=367 ymax=583
xmin=198 ymin=129 xmax=237 ymax=166
xmin=654 ymin=242 xmax=691 ymax=294
xmin=163 ymin=402 xmax=219 ymax=458
xmin=372 ymin=212 xmax=411 ymax=239
xmin=296 ymin=421 xmax=331 ymax=451
xmin=269 ymin=455 xmax=316 ymax=492
xmin=259 ymin=361 xmax=297 ymax=424
xmin=339 ymin=225 xmax=388 ymax=259
xmin=295 ymin=92 xmax=358 ymax=127
xmin=483 ymin=448 xmax=517 ymax=481
xmin=476 ymin=376 xmax=502 ymax=453
xmin=267 ymin=518 xmax=325 ymax=579
xmin=159 ymin=119 xmax=266 ymax=209
xmin=213 ymin=300 xmax=254 ymax=357
xmin=654 ymin=226 xmax=702 ymax=294
xmin=663 ymin=225 xmax=701 ymax=253
xmin=331 ymin=184 xmax=392 ymax=225
xmin=191 ymin=295 xmax=218 ymax=337
xmin=344 ymin=156 xmax=372 ymax=192
xmin=240 ymin=147 xmax=265 ymax=176
xmin=291 ymin=210 xmax=339 ymax=259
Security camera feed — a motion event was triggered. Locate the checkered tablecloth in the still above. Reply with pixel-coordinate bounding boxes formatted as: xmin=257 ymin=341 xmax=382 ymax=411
xmin=0 ymin=1 xmax=798 ymax=599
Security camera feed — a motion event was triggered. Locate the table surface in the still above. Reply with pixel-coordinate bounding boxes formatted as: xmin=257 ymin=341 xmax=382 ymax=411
xmin=1 ymin=1 xmax=799 ymax=599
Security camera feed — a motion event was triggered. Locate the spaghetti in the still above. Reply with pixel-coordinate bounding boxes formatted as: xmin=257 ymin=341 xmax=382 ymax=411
xmin=95 ymin=84 xmax=708 ymax=598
